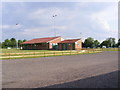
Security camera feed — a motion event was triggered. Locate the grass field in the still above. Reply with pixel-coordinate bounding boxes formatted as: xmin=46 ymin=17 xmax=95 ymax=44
xmin=0 ymin=48 xmax=118 ymax=59
xmin=1 ymin=49 xmax=54 ymax=53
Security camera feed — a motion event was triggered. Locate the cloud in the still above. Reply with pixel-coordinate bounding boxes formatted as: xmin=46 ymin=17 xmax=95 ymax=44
xmin=25 ymin=2 xmax=118 ymax=41
xmin=28 ymin=7 xmax=78 ymax=26
xmin=1 ymin=2 xmax=118 ymax=42
xmin=90 ymin=2 xmax=118 ymax=33
xmin=91 ymin=17 xmax=110 ymax=32
xmin=18 ymin=25 xmax=67 ymax=39
xmin=1 ymin=24 xmax=22 ymax=29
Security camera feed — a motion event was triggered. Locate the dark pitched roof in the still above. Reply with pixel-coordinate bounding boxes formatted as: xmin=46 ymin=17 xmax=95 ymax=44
xmin=21 ymin=36 xmax=61 ymax=44
xmin=59 ymin=39 xmax=81 ymax=43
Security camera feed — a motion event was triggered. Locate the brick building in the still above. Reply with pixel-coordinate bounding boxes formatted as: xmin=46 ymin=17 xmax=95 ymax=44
xmin=58 ymin=39 xmax=82 ymax=50
xmin=21 ymin=36 xmax=64 ymax=50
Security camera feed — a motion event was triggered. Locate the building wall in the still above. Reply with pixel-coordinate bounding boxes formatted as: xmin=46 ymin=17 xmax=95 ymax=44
xmin=58 ymin=43 xmax=74 ymax=50
xmin=75 ymin=40 xmax=82 ymax=50
xmin=22 ymin=38 xmax=82 ymax=50
xmin=58 ymin=43 xmax=62 ymax=50
xmin=67 ymin=43 xmax=73 ymax=50
xmin=49 ymin=37 xmax=62 ymax=49
xmin=22 ymin=43 xmax=49 ymax=50
xmin=38 ymin=43 xmax=49 ymax=50
xmin=58 ymin=40 xmax=82 ymax=50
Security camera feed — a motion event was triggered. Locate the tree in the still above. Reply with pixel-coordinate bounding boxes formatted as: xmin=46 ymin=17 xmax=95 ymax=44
xmin=2 ymin=39 xmax=11 ymax=48
xmin=18 ymin=40 xmax=23 ymax=47
xmin=100 ymin=40 xmax=109 ymax=48
xmin=100 ymin=37 xmax=116 ymax=48
xmin=0 ymin=42 xmax=2 ymax=48
xmin=118 ymin=38 xmax=120 ymax=47
xmin=94 ymin=40 xmax=100 ymax=48
xmin=116 ymin=38 xmax=120 ymax=47
xmin=106 ymin=37 xmax=116 ymax=47
xmin=84 ymin=37 xmax=94 ymax=48
xmin=82 ymin=42 xmax=85 ymax=48
xmin=23 ymin=39 xmax=27 ymax=42
xmin=10 ymin=38 xmax=16 ymax=48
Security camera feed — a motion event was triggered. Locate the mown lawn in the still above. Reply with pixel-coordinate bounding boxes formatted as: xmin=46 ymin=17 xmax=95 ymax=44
xmin=101 ymin=48 xmax=119 ymax=51
xmin=1 ymin=49 xmax=57 ymax=53
xmin=1 ymin=48 xmax=119 ymax=53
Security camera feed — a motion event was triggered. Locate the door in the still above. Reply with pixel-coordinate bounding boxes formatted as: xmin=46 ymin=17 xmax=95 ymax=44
xmin=65 ymin=43 xmax=68 ymax=50
xmin=62 ymin=43 xmax=66 ymax=50
xmin=72 ymin=43 xmax=75 ymax=50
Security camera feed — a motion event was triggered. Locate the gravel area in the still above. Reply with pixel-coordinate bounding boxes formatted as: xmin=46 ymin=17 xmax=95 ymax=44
xmin=2 ymin=51 xmax=118 ymax=88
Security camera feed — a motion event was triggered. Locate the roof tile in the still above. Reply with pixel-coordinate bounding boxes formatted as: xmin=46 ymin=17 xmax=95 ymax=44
xmin=59 ymin=39 xmax=81 ymax=43
xmin=21 ymin=36 xmax=61 ymax=44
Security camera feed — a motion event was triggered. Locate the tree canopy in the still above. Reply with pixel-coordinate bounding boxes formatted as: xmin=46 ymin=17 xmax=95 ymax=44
xmin=100 ymin=37 xmax=116 ymax=48
xmin=1 ymin=38 xmax=27 ymax=48
xmin=84 ymin=37 xmax=94 ymax=48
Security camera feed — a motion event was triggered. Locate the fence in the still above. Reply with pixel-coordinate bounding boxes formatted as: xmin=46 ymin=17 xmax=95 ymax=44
xmin=0 ymin=49 xmax=103 ymax=59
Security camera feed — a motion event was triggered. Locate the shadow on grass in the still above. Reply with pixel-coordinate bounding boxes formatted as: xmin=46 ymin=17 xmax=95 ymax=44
xmin=41 ymin=70 xmax=119 ymax=88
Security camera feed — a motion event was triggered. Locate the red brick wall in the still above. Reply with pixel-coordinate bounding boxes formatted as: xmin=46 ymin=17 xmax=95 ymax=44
xmin=68 ymin=43 xmax=72 ymax=50
xmin=58 ymin=43 xmax=73 ymax=50
xmin=58 ymin=43 xmax=61 ymax=50
xmin=38 ymin=43 xmax=49 ymax=50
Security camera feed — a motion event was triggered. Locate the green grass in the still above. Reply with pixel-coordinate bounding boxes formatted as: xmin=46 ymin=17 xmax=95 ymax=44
xmin=1 ymin=52 xmax=98 ymax=60
xmin=100 ymin=48 xmax=119 ymax=51
xmin=1 ymin=48 xmax=55 ymax=53
xmin=2 ymin=48 xmax=118 ymax=59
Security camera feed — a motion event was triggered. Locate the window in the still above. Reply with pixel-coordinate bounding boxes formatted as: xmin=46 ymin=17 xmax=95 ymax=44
xmin=78 ymin=43 xmax=80 ymax=46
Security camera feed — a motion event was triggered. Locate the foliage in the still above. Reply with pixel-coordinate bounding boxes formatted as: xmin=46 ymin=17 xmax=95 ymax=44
xmin=94 ymin=40 xmax=100 ymax=48
xmin=0 ymin=42 xmax=2 ymax=48
xmin=18 ymin=40 xmax=23 ymax=47
xmin=100 ymin=40 xmax=109 ymax=48
xmin=1 ymin=38 xmax=27 ymax=48
xmin=116 ymin=38 xmax=120 ymax=47
xmin=106 ymin=37 xmax=116 ymax=47
xmin=100 ymin=37 xmax=116 ymax=48
xmin=23 ymin=39 xmax=27 ymax=42
xmin=2 ymin=39 xmax=11 ymax=48
xmin=84 ymin=37 xmax=94 ymax=48
xmin=10 ymin=38 xmax=17 ymax=48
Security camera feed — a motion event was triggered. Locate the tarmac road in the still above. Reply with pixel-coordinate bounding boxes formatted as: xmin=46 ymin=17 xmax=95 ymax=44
xmin=2 ymin=51 xmax=118 ymax=88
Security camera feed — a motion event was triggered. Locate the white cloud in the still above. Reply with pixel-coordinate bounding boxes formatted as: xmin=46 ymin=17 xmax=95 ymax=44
xmin=19 ymin=25 xmax=67 ymax=39
xmin=2 ymin=2 xmax=118 ymax=42
xmin=27 ymin=2 xmax=118 ymax=41
xmin=90 ymin=2 xmax=118 ymax=33
xmin=91 ymin=17 xmax=110 ymax=32
xmin=28 ymin=7 xmax=78 ymax=25
xmin=1 ymin=24 xmax=22 ymax=29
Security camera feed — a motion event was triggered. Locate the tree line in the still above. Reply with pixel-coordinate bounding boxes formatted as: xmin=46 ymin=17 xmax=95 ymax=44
xmin=83 ymin=37 xmax=120 ymax=48
xmin=0 ymin=38 xmax=27 ymax=48
xmin=0 ymin=37 xmax=120 ymax=49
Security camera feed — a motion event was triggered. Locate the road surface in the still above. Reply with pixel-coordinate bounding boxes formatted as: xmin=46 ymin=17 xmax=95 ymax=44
xmin=2 ymin=51 xmax=118 ymax=88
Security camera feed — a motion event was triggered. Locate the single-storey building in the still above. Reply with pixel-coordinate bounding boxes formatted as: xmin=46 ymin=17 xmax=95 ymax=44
xmin=21 ymin=36 xmax=64 ymax=50
xmin=58 ymin=39 xmax=82 ymax=50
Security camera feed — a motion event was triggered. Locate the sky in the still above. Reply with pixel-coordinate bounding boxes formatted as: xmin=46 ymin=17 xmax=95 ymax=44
xmin=1 ymin=1 xmax=118 ymax=43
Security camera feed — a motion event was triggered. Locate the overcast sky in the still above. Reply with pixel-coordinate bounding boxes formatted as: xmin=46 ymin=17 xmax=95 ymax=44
xmin=1 ymin=1 xmax=118 ymax=42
